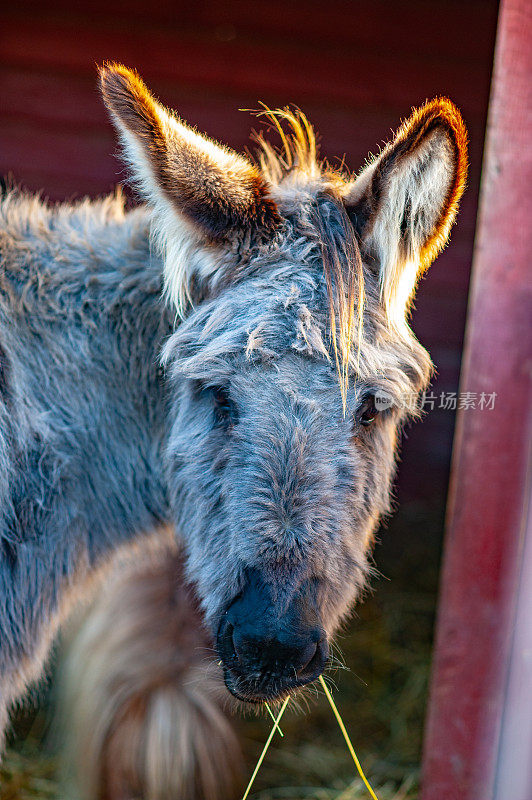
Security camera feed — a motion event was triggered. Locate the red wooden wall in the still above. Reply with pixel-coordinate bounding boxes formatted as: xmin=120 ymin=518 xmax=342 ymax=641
xmin=422 ymin=0 xmax=532 ymax=796
xmin=0 ymin=1 xmax=498 ymax=501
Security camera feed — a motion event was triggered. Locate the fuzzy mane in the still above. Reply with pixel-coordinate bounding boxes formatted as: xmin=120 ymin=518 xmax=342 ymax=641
xmin=252 ymin=107 xmax=322 ymax=183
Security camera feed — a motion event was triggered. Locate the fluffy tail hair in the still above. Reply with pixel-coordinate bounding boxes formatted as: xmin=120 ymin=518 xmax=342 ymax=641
xmin=56 ymin=540 xmax=242 ymax=800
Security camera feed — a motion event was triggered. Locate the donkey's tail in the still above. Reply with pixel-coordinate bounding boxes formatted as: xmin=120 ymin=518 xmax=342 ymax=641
xmin=56 ymin=540 xmax=243 ymax=800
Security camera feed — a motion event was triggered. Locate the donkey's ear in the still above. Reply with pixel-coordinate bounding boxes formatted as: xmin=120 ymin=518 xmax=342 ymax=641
xmin=99 ymin=64 xmax=279 ymax=312
xmin=343 ymin=99 xmax=467 ymax=325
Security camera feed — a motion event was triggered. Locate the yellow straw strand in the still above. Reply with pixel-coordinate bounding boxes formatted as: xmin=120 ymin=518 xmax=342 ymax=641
xmin=319 ymin=675 xmax=380 ymax=800
xmin=265 ymin=702 xmax=284 ymax=736
xmin=241 ymin=696 xmax=290 ymax=800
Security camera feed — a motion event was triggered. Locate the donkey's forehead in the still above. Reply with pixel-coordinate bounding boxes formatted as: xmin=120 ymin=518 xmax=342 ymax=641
xmin=164 ymin=252 xmax=334 ymax=372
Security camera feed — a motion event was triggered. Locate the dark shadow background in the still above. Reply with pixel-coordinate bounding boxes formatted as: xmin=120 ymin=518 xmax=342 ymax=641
xmin=0 ymin=1 xmax=499 ymax=795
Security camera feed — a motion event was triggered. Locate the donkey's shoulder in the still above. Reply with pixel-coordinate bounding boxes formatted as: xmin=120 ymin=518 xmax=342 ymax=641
xmin=0 ymin=188 xmax=158 ymax=314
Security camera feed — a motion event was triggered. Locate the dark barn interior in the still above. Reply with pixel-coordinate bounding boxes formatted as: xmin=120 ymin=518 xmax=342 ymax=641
xmin=0 ymin=1 xmax=500 ymax=797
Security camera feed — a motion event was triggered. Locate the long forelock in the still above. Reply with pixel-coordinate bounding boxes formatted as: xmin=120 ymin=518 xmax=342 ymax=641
xmin=252 ymin=110 xmax=382 ymax=408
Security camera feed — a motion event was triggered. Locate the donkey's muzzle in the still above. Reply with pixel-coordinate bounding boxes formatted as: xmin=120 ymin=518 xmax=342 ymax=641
xmin=216 ymin=570 xmax=328 ymax=702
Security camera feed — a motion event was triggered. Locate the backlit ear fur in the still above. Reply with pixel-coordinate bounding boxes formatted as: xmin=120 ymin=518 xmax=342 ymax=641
xmin=344 ymin=98 xmax=468 ymax=328
xmin=99 ymin=63 xmax=279 ymax=314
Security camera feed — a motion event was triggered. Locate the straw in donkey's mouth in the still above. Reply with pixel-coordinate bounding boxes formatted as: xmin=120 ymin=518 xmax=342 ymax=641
xmin=241 ymin=695 xmax=290 ymax=800
xmin=240 ymin=677 xmax=381 ymax=800
xmin=319 ymin=674 xmax=380 ymax=800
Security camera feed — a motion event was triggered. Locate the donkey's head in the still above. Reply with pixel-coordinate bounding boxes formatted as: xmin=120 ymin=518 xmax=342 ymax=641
xmin=101 ymin=65 xmax=467 ymax=702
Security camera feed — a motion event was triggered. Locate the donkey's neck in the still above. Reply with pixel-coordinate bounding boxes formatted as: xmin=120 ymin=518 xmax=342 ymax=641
xmin=0 ymin=192 xmax=174 ymax=560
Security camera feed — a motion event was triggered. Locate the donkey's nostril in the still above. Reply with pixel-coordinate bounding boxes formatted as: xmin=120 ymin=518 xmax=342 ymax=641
xmin=296 ymin=641 xmax=319 ymax=675
xmin=297 ymin=637 xmax=328 ymax=681
xmin=218 ymin=618 xmax=239 ymax=665
xmin=226 ymin=624 xmax=237 ymax=659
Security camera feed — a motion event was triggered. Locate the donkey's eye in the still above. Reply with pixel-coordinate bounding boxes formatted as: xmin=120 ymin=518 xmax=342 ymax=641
xmin=212 ymin=386 xmax=237 ymax=426
xmin=357 ymin=396 xmax=379 ymax=428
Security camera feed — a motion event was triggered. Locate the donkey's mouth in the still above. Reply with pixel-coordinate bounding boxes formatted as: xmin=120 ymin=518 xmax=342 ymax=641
xmin=221 ymin=666 xmax=295 ymax=705
xmin=219 ymin=635 xmax=329 ymax=703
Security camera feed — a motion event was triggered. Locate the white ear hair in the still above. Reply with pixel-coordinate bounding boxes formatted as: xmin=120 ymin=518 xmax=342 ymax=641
xmin=344 ymin=98 xmax=468 ymax=327
xmin=100 ymin=63 xmax=279 ymax=314
xmin=113 ymin=121 xmax=218 ymax=314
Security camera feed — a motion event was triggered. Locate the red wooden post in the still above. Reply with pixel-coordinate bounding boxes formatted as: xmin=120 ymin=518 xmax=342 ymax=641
xmin=421 ymin=1 xmax=532 ymax=798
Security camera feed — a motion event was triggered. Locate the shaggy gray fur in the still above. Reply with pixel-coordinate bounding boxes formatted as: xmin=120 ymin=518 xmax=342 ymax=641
xmin=0 ymin=191 xmax=172 ymax=745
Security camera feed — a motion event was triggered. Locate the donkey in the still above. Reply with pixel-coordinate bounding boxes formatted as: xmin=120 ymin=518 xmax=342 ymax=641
xmin=0 ymin=63 xmax=466 ymax=778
